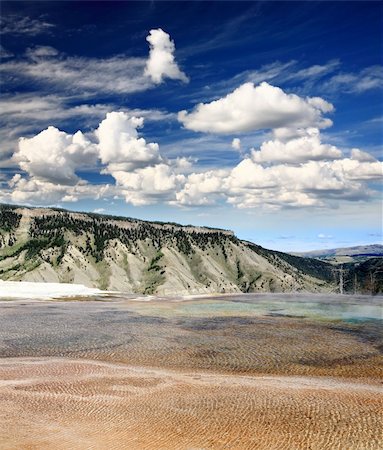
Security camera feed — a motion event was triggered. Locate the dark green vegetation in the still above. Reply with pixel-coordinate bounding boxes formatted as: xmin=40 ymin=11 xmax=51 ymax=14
xmin=29 ymin=212 xmax=234 ymax=259
xmin=0 ymin=204 xmax=381 ymax=294
xmin=0 ymin=208 xmax=21 ymax=233
xmin=0 ymin=207 xmax=22 ymax=249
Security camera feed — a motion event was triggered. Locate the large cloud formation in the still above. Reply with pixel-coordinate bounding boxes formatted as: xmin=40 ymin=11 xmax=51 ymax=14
xmin=173 ymin=81 xmax=381 ymax=209
xmin=6 ymin=111 xmax=187 ymax=207
xmin=145 ymin=28 xmax=189 ymax=84
xmin=176 ymin=154 xmax=382 ymax=209
xmin=3 ymin=82 xmax=382 ymax=210
xmin=95 ymin=111 xmax=186 ymax=205
xmin=178 ymin=82 xmax=333 ymax=133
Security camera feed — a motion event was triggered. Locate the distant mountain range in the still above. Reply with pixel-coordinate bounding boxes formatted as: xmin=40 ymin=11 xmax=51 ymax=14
xmin=293 ymin=244 xmax=383 ymax=264
xmin=0 ymin=204 xmax=382 ymax=295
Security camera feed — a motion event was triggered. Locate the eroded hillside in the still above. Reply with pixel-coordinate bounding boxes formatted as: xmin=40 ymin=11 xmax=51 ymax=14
xmin=0 ymin=204 xmax=338 ymax=294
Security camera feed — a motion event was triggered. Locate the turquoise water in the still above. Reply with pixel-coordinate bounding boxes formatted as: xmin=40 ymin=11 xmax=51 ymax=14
xmin=131 ymin=294 xmax=383 ymax=321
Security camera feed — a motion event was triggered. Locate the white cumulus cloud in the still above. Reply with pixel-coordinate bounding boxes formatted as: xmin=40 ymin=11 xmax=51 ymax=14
xmin=94 ymin=112 xmax=189 ymax=206
xmin=4 ymin=111 xmax=187 ymax=206
xmin=145 ymin=28 xmax=189 ymax=84
xmin=114 ymin=163 xmax=186 ymax=206
xmin=4 ymin=102 xmax=382 ymax=212
xmin=251 ymin=128 xmax=342 ymax=164
xmin=96 ymin=111 xmax=162 ymax=172
xmin=6 ymin=174 xmax=109 ymax=205
xmin=178 ymin=82 xmax=333 ymax=134
xmin=175 ymin=170 xmax=228 ymax=206
xmin=175 ymin=151 xmax=382 ymax=209
xmin=15 ymin=126 xmax=97 ymax=185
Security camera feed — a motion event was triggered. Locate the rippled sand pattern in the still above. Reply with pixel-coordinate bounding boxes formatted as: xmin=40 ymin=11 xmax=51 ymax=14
xmin=0 ymin=294 xmax=382 ymax=449
xmin=1 ymin=358 xmax=382 ymax=450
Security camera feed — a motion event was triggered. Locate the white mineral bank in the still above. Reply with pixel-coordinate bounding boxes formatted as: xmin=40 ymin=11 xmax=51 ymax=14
xmin=0 ymin=280 xmax=106 ymax=299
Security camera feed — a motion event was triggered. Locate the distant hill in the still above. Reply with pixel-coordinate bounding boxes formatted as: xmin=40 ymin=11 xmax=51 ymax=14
xmin=0 ymin=204 xmax=381 ymax=294
xmin=293 ymin=244 xmax=383 ymax=265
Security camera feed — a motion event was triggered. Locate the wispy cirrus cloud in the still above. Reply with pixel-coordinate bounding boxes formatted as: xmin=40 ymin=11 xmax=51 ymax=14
xmin=226 ymin=60 xmax=341 ymax=89
xmin=322 ymin=66 xmax=383 ymax=94
xmin=195 ymin=60 xmax=382 ymax=105
xmin=0 ymin=94 xmax=174 ymax=124
xmin=1 ymin=53 xmax=151 ymax=96
xmin=287 ymin=60 xmax=341 ymax=81
xmin=0 ymin=14 xmax=55 ymax=36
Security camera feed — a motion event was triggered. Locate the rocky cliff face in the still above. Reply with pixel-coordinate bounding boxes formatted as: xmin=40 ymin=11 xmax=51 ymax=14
xmin=0 ymin=204 xmax=336 ymax=294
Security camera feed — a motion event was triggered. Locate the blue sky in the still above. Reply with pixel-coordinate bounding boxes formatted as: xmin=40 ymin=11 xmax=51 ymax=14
xmin=0 ymin=1 xmax=382 ymax=251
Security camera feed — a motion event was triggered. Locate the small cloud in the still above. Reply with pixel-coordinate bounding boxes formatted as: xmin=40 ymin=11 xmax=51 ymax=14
xmin=145 ymin=28 xmax=189 ymax=84
xmin=318 ymin=233 xmax=333 ymax=239
xmin=231 ymin=138 xmax=241 ymax=151
xmin=26 ymin=45 xmax=59 ymax=59
xmin=93 ymin=208 xmax=105 ymax=214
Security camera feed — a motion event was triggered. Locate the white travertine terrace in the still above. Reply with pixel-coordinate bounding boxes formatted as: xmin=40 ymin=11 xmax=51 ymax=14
xmin=0 ymin=281 xmax=106 ymax=299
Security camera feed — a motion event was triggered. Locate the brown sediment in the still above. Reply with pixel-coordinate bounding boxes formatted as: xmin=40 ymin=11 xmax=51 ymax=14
xmin=0 ymin=358 xmax=382 ymax=450
xmin=0 ymin=294 xmax=382 ymax=448
xmin=0 ymin=299 xmax=382 ymax=379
